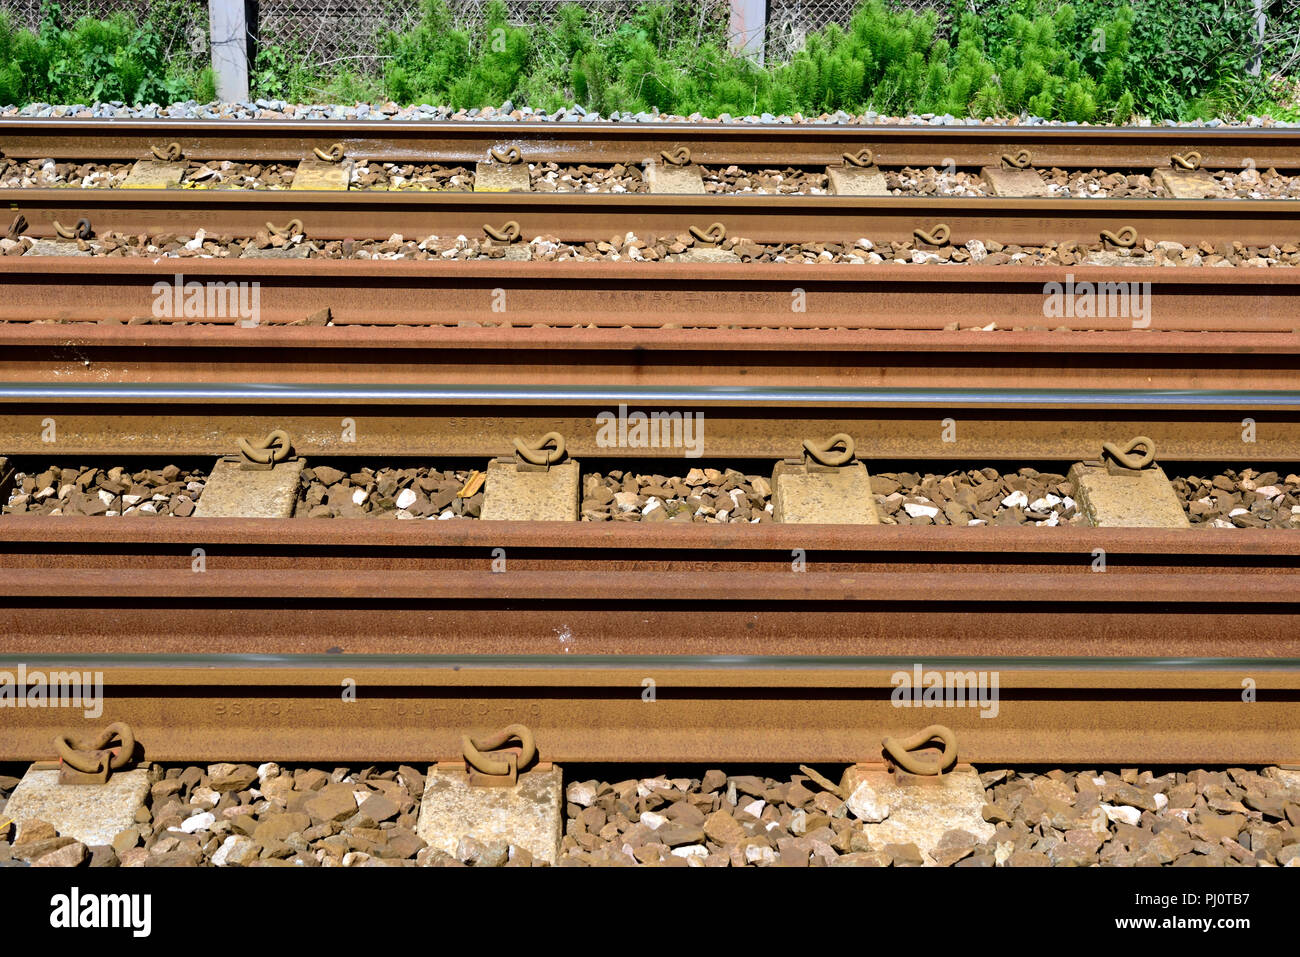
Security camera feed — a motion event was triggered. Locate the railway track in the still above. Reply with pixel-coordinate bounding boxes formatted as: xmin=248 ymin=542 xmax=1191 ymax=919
xmin=3 ymin=120 xmax=1299 ymax=246
xmin=3 ymin=118 xmax=1299 ymax=168
xmin=1 ymin=262 xmax=1298 ymax=459
xmin=2 ymin=119 xmax=1298 ymax=788
xmin=9 ymin=188 xmax=1300 ymax=246
xmin=4 ymin=258 xmax=1299 ymax=330
xmin=1 ymin=520 xmax=1297 ymax=764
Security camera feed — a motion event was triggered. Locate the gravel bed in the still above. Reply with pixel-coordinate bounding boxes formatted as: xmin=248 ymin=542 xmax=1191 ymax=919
xmin=581 ymin=468 xmax=772 ymax=523
xmin=0 ymin=158 xmax=132 ymax=188
xmin=9 ymin=155 xmax=1297 ymax=199
xmin=1172 ymin=468 xmax=1300 ymax=528
xmin=296 ymin=464 xmax=481 ymax=519
xmin=581 ymin=466 xmax=1083 ymax=526
xmin=351 ymin=162 xmax=474 ymax=190
xmin=2 ymin=463 xmax=205 ymax=516
xmin=182 ymin=160 xmax=296 ymax=189
xmin=3 ymin=762 xmax=1295 ymax=867
xmin=531 ymin=162 xmax=646 ymax=193
xmin=874 ymin=467 xmax=1082 ymax=526
xmin=7 ymin=227 xmax=1299 ymax=269
xmin=559 ymin=765 xmax=1300 ymax=866
xmin=5 ymin=100 xmax=1296 ymax=128
xmin=702 ymin=165 xmax=829 ymax=194
xmin=1043 ymin=166 xmax=1300 ymax=199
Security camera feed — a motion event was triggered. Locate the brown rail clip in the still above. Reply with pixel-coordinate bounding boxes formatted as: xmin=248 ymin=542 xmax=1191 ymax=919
xmin=6 ymin=213 xmax=26 ymax=241
xmin=32 ymin=721 xmax=137 ymax=785
xmin=882 ymin=724 xmax=957 ymax=776
xmin=1171 ymin=151 xmax=1202 ymax=171
xmin=1000 ymin=149 xmax=1033 ymax=169
xmin=1099 ymin=435 xmax=1156 ymax=474
xmin=462 ymin=723 xmax=537 ymax=787
xmin=237 ymin=429 xmax=294 ymax=471
xmin=150 ymin=142 xmax=183 ymax=162
xmin=842 ymin=148 xmax=874 ymax=168
xmin=483 ymin=220 xmax=522 ymax=244
xmin=802 ymin=432 xmax=856 ymax=471
xmin=511 ymin=431 xmax=566 ymax=472
xmin=913 ymin=223 xmax=951 ymax=246
xmin=1101 ymin=225 xmax=1138 ymax=248
xmin=313 ymin=143 xmax=346 ymax=163
xmin=488 ymin=146 xmax=522 ymax=165
xmin=266 ymin=218 xmax=304 ymax=240
xmin=689 ymin=222 xmax=726 ymax=247
xmin=53 ymin=218 xmax=92 ymax=241
xmin=661 ymin=146 xmax=692 ymax=167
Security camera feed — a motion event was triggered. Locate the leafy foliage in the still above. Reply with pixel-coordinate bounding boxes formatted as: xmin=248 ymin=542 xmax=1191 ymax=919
xmin=0 ymin=0 xmax=1294 ymax=122
xmin=375 ymin=0 xmax=1289 ymax=121
xmin=0 ymin=1 xmax=204 ymax=106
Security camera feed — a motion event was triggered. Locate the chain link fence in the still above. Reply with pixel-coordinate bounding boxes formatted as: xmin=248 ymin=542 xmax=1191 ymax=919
xmin=767 ymin=0 xmax=952 ymax=60
xmin=0 ymin=1 xmax=896 ymax=73
xmin=4 ymin=0 xmax=1295 ymax=84
xmin=253 ymin=1 xmax=732 ymax=73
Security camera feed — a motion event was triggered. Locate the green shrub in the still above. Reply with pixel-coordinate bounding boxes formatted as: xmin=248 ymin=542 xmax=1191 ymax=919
xmin=0 ymin=0 xmax=1294 ymax=121
xmin=0 ymin=2 xmax=205 ymax=105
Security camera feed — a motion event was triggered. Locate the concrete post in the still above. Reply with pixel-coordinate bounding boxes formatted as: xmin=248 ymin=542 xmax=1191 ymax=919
xmin=209 ymin=0 xmax=250 ymax=102
xmin=1249 ymin=0 xmax=1265 ymax=77
xmin=728 ymin=0 xmax=766 ymax=65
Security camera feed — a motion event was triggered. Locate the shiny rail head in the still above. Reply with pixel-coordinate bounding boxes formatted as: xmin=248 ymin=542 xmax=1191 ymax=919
xmin=1 ymin=382 xmax=1299 ymax=407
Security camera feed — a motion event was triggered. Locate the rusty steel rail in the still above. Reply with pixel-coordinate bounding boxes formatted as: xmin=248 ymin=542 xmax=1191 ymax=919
xmin=2 ymin=259 xmax=1299 ymax=332
xmin=7 ymin=187 xmax=1300 ymax=245
xmin=2 ymin=118 xmax=1300 ymax=169
xmin=0 ymin=522 xmax=1297 ymax=763
xmin=3 ymin=323 xmax=1299 ymax=393
xmin=0 ymin=380 xmax=1296 ymax=458
xmin=0 ymin=658 xmax=1295 ymax=765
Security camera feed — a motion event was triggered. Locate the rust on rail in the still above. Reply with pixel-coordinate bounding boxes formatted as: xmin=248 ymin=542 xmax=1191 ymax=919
xmin=3 ymin=259 xmax=1298 ymax=332
xmin=1 ymin=119 xmax=1299 ymax=169
xmin=6 ymin=188 xmax=1300 ymax=245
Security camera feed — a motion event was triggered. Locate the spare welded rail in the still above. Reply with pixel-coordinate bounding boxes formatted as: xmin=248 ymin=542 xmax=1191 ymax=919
xmin=2 ymin=322 xmax=1298 ymax=393
xmin=2 ymin=118 xmax=1300 ymax=169
xmin=2 ymin=259 xmax=1299 ymax=332
xmin=0 ymin=381 xmax=1297 ymax=459
xmin=0 ymin=522 xmax=1297 ymax=763
xmin=6 ymin=188 xmax=1300 ymax=245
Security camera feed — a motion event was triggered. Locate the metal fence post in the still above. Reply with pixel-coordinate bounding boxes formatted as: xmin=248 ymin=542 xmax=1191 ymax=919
xmin=209 ymin=0 xmax=250 ymax=102
xmin=728 ymin=0 xmax=767 ymax=65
